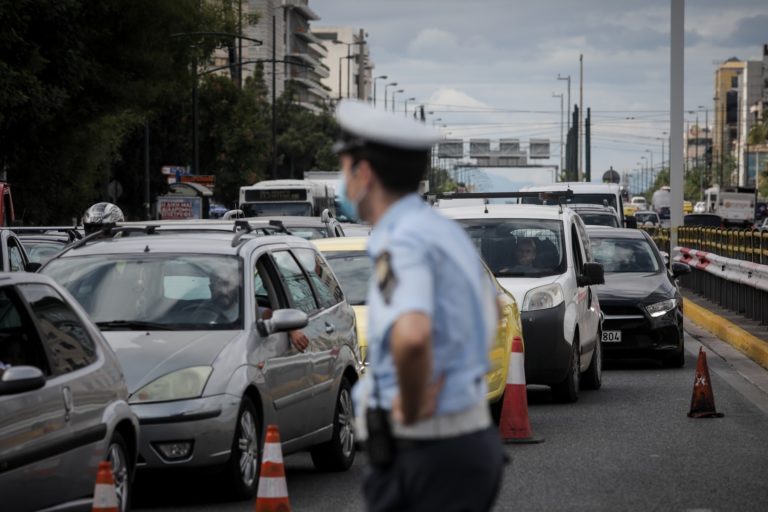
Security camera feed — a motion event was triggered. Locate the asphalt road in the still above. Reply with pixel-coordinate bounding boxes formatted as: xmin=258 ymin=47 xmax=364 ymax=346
xmin=133 ymin=327 xmax=768 ymax=512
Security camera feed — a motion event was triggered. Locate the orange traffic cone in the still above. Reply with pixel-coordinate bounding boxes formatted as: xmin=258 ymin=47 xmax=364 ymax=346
xmin=688 ymin=347 xmax=724 ymax=418
xmin=254 ymin=425 xmax=291 ymax=512
xmin=499 ymin=337 xmax=544 ymax=444
xmin=92 ymin=461 xmax=119 ymax=512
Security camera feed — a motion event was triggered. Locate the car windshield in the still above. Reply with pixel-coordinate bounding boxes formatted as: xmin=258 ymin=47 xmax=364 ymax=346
xmin=578 ymin=213 xmax=619 ymax=227
xmin=456 ymin=219 xmax=566 ymax=277
xmin=590 ymin=237 xmax=660 ymax=273
xmin=322 ymin=251 xmax=371 ymax=306
xmin=22 ymin=241 xmax=66 ymax=263
xmin=42 ymin=254 xmax=243 ymax=330
xmin=241 ymin=202 xmax=312 ymax=217
xmin=285 ymin=226 xmax=328 ymax=240
xmin=635 ymin=213 xmax=657 ymax=224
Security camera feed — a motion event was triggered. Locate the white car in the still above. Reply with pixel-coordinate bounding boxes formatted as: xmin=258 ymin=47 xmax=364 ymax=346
xmin=631 ymin=196 xmax=648 ymax=209
xmin=440 ymin=204 xmax=604 ymax=402
xmin=693 ymin=201 xmax=707 ymax=214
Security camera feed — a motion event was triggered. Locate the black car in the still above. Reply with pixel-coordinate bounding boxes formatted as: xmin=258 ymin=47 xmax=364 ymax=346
xmin=683 ymin=213 xmax=724 ymax=227
xmin=587 ymin=227 xmax=690 ymax=367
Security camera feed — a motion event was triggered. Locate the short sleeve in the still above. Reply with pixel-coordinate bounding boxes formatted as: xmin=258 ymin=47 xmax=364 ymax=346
xmin=380 ymin=237 xmax=434 ymax=320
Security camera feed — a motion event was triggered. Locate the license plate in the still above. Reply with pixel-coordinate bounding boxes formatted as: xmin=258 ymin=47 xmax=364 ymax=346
xmin=602 ymin=331 xmax=622 ymax=343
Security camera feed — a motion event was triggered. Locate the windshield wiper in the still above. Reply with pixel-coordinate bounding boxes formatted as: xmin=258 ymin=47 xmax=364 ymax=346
xmin=96 ymin=320 xmax=173 ymax=331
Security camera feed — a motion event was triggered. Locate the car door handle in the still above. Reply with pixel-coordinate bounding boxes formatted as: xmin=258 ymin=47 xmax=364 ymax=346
xmin=325 ymin=322 xmax=336 ymax=334
xmin=62 ymin=386 xmax=74 ymax=422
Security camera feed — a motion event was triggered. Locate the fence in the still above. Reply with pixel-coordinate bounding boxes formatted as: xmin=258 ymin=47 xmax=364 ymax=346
xmin=672 ymin=247 xmax=768 ymax=326
xmin=639 ymin=227 xmax=768 ymax=265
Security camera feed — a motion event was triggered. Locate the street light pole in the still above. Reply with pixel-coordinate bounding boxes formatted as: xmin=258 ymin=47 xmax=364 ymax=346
xmin=373 ymin=75 xmax=387 ymax=108
xmin=557 ymin=74 xmax=571 ymax=133
xmin=553 ymin=92 xmax=564 ymax=175
xmin=384 ymin=82 xmax=397 ymax=111
xmin=404 ymin=97 xmax=415 ymax=117
xmin=392 ymin=89 xmax=404 ymax=113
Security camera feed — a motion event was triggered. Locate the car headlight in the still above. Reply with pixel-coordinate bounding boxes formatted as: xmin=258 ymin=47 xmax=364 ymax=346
xmin=645 ymin=299 xmax=677 ymax=318
xmin=130 ymin=366 xmax=212 ymax=404
xmin=522 ymin=284 xmax=564 ymax=312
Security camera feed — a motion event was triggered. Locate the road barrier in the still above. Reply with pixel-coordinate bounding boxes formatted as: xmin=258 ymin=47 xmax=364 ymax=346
xmin=672 ymin=246 xmax=768 ymax=326
xmin=640 ymin=226 xmax=768 ymax=265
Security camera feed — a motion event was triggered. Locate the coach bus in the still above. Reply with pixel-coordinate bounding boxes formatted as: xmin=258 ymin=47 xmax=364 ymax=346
xmin=238 ymin=179 xmax=336 ymax=217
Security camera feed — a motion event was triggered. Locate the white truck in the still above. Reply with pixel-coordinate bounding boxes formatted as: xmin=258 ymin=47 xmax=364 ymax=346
xmin=704 ymin=185 xmax=756 ymax=227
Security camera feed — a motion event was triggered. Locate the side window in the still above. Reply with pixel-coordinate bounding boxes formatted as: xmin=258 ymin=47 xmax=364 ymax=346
xmin=253 ymin=255 xmax=286 ymax=320
xmin=0 ymin=287 xmax=49 ymax=375
xmin=272 ymin=251 xmax=319 ymax=314
xmin=571 ymin=225 xmax=585 ymax=274
xmin=8 ymin=239 xmax=24 ymax=272
xmin=18 ymin=284 xmax=97 ymax=374
xmin=293 ymin=248 xmax=344 ymax=308
xmin=574 ymin=217 xmax=593 ymax=262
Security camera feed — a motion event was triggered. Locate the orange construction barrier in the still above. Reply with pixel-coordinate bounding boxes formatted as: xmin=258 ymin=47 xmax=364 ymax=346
xmin=254 ymin=425 xmax=291 ymax=512
xmin=688 ymin=347 xmax=724 ymax=418
xmin=92 ymin=461 xmax=119 ymax=512
xmin=499 ymin=337 xmax=544 ymax=444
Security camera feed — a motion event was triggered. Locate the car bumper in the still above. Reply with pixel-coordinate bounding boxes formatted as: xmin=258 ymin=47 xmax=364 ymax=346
xmin=601 ymin=305 xmax=683 ymax=358
xmin=520 ymin=303 xmax=571 ymax=385
xmin=131 ymin=394 xmax=241 ymax=469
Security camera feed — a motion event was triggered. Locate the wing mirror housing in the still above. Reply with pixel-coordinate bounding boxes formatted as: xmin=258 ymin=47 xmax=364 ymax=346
xmin=0 ymin=366 xmax=46 ymax=395
xmin=671 ymin=262 xmax=691 ymax=278
xmin=257 ymin=308 xmax=309 ymax=337
xmin=578 ymin=262 xmax=605 ymax=286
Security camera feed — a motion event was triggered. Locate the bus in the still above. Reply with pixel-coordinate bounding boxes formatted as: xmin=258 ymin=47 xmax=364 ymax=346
xmin=238 ymin=179 xmax=336 ymax=217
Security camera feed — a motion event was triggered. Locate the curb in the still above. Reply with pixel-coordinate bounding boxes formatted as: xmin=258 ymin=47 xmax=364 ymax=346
xmin=684 ymin=298 xmax=768 ymax=371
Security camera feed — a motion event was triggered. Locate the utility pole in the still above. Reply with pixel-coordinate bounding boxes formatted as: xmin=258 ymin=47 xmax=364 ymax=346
xmin=271 ymin=15 xmax=277 ymax=179
xmin=144 ymin=120 xmax=150 ymax=220
xmin=357 ymin=29 xmax=366 ymax=100
xmin=585 ymin=107 xmax=591 ymax=182
xmin=669 ymin=0 xmax=685 ymax=250
xmin=238 ymin=0 xmax=243 ymax=89
xmin=579 ymin=54 xmax=584 ymax=181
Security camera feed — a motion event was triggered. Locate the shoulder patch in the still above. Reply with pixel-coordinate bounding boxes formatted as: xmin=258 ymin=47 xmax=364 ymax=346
xmin=375 ymin=250 xmax=398 ymax=305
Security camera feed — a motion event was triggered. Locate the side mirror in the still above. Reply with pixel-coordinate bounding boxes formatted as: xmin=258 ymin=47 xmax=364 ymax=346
xmin=320 ymin=208 xmax=333 ymax=224
xmin=25 ymin=262 xmax=42 ymax=273
xmin=578 ymin=262 xmax=605 ymax=286
xmin=257 ymin=308 xmax=309 ymax=337
xmin=625 ymin=217 xmax=638 ymax=229
xmin=660 ymin=251 xmax=670 ymax=266
xmin=0 ymin=366 xmax=46 ymax=395
xmin=671 ymin=262 xmax=691 ymax=278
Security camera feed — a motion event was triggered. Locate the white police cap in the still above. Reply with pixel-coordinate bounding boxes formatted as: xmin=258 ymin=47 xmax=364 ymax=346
xmin=334 ymin=100 xmax=441 ymax=153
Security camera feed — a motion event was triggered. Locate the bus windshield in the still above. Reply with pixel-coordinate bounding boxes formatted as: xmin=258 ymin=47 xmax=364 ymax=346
xmin=241 ymin=202 xmax=312 ymax=217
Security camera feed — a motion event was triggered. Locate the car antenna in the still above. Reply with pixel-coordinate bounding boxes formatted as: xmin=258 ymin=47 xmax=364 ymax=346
xmin=484 ymin=198 xmax=489 ymax=214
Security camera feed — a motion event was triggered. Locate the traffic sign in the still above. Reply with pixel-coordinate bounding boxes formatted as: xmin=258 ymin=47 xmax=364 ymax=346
xmin=181 ymin=174 xmax=216 ymax=191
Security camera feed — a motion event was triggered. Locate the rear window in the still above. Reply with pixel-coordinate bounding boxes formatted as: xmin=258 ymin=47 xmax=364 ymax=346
xmin=522 ymin=193 xmax=618 ymax=212
xmin=456 ymin=219 xmax=566 ymax=278
xmin=684 ymin=215 xmax=722 ymax=227
xmin=578 ymin=213 xmax=619 ymax=227
xmin=590 ymin=237 xmax=661 ymax=273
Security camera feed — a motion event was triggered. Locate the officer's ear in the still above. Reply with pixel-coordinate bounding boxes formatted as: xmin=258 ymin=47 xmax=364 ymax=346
xmin=354 ymin=159 xmax=376 ymax=187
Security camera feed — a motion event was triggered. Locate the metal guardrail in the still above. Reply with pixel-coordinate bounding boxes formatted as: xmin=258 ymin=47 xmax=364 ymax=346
xmin=672 ymin=246 xmax=768 ymax=326
xmin=639 ymin=226 xmax=768 ymax=266
xmin=639 ymin=226 xmax=670 ymax=256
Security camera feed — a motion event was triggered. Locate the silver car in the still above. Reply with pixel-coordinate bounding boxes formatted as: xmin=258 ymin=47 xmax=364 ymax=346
xmin=0 ymin=273 xmax=138 ymax=512
xmin=40 ymin=230 xmax=361 ymax=498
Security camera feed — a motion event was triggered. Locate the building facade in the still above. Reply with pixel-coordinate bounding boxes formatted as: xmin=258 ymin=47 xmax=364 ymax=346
xmin=312 ymin=26 xmax=373 ymax=103
xmin=713 ymin=58 xmax=744 ymax=183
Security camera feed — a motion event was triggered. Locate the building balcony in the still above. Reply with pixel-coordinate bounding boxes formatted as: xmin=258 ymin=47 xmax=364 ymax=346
xmin=284 ymin=0 xmax=319 ymax=21
xmin=295 ymin=29 xmax=327 ymax=50
xmin=287 ymin=76 xmax=329 ymax=100
xmin=286 ymin=52 xmax=330 ymax=78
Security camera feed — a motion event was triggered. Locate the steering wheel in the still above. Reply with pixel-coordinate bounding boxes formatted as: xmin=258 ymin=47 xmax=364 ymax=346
xmin=176 ymin=303 xmax=227 ymax=324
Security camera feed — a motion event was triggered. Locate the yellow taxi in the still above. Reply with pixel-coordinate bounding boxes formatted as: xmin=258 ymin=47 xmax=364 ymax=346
xmin=623 ymin=204 xmax=639 ymax=218
xmin=683 ymin=200 xmax=693 ymax=214
xmin=312 ymin=236 xmax=524 ymax=412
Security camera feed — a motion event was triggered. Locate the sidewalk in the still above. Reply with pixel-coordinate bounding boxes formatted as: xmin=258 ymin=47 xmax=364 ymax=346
xmin=682 ymin=288 xmax=768 ymax=370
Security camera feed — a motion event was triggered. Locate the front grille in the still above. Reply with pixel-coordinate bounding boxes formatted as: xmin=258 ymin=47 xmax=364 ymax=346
xmin=601 ymin=304 xmax=645 ymax=317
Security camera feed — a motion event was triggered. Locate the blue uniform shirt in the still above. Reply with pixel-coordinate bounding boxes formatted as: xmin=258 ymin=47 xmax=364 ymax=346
xmin=356 ymin=193 xmax=497 ymax=416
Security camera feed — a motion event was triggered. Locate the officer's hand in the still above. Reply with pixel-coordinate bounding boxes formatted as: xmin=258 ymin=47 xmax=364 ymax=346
xmin=391 ymin=374 xmax=446 ymax=426
xmin=289 ymin=330 xmax=309 ymax=352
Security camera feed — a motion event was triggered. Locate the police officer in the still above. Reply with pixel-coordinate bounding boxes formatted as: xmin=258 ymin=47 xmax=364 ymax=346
xmin=335 ymin=100 xmax=503 ymax=512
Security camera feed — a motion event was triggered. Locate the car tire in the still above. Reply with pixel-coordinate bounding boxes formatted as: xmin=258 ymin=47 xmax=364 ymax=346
xmin=552 ymin=341 xmax=580 ymax=403
xmin=581 ymin=337 xmax=603 ymax=390
xmin=106 ymin=432 xmax=132 ymax=512
xmin=223 ymin=396 xmax=261 ymax=499
xmin=664 ymin=348 xmax=686 ymax=368
xmin=310 ymin=377 xmax=356 ymax=472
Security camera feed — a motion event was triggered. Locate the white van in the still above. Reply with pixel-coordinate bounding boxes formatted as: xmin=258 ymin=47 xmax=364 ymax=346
xmin=440 ymin=204 xmax=604 ymax=403
xmin=519 ymin=182 xmax=626 ymax=225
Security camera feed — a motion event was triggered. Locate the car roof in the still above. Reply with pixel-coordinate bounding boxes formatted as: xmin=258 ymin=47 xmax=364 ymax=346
xmin=565 ymin=204 xmax=617 ymax=213
xmin=521 ymin=182 xmax=621 ymax=193
xmin=438 ymin=204 xmax=567 ymax=221
xmin=312 ymin=236 xmax=369 ymax=252
xmin=585 ymin=226 xmax=647 ymax=239
xmin=47 ymin=232 xmax=313 ymax=258
xmin=634 ymin=210 xmax=658 ymax=215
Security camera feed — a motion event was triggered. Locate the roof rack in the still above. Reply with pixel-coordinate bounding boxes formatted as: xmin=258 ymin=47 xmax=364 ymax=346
xmin=427 ymin=190 xmax=575 ymax=214
xmin=10 ymin=226 xmax=84 ymax=242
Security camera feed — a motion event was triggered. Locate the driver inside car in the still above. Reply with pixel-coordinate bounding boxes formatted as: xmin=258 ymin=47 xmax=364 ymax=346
xmin=252 ymin=270 xmax=309 ymax=353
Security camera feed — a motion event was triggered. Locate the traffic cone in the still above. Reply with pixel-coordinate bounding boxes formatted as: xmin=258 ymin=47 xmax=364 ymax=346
xmin=688 ymin=347 xmax=724 ymax=418
xmin=92 ymin=461 xmax=119 ymax=512
xmin=499 ymin=337 xmax=544 ymax=444
xmin=254 ymin=425 xmax=291 ymax=512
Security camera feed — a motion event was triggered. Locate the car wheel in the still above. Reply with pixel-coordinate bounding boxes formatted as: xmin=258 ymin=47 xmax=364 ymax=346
xmin=664 ymin=348 xmax=686 ymax=368
xmin=223 ymin=396 xmax=261 ymax=499
xmin=106 ymin=432 xmax=131 ymax=512
xmin=552 ymin=341 xmax=579 ymax=403
xmin=582 ymin=336 xmax=603 ymax=390
xmin=310 ymin=377 xmax=356 ymax=472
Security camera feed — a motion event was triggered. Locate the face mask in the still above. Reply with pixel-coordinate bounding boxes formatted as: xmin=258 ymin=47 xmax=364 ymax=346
xmin=337 ymin=167 xmax=365 ymax=222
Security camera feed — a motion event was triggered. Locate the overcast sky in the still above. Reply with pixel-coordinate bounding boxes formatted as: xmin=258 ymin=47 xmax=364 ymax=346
xmin=313 ymin=0 xmax=768 ymax=181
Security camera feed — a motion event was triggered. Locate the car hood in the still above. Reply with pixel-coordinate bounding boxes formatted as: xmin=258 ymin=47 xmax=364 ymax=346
xmin=595 ymin=272 xmax=673 ymax=304
xmin=496 ymin=275 xmax=561 ymax=307
xmin=103 ymin=330 xmax=241 ymax=394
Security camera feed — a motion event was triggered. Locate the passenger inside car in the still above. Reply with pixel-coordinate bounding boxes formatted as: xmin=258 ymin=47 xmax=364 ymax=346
xmin=253 ymin=261 xmax=309 ymax=352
